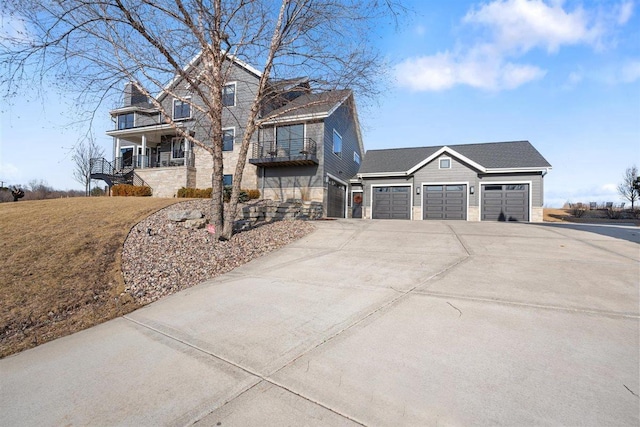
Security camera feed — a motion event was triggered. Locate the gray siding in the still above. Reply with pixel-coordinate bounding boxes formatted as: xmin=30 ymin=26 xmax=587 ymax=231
xmin=257 ymin=121 xmax=326 ymax=200
xmin=412 ymin=155 xmax=480 ymax=207
xmin=323 ymin=103 xmax=362 ymax=181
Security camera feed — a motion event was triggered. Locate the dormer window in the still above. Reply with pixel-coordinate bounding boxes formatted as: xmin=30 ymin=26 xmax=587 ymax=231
xmin=173 ymin=98 xmax=191 ymax=120
xmin=222 ymin=83 xmax=236 ymax=107
xmin=439 ymin=157 xmax=451 ymax=169
xmin=117 ymin=113 xmax=134 ymax=129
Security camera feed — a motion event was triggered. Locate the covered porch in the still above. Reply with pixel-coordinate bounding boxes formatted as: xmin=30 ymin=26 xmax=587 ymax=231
xmin=106 ymin=123 xmax=195 ymax=171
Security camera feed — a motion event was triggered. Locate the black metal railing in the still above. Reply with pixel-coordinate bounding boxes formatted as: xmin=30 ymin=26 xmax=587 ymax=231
xmin=251 ymin=138 xmax=317 ymax=163
xmin=113 ymin=151 xmax=195 ymax=170
xmin=90 ymin=157 xmax=150 ymax=188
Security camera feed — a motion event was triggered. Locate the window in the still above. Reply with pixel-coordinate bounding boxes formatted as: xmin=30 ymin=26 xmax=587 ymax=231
xmin=223 ymin=128 xmax=234 ymax=151
xmin=354 ymin=152 xmax=361 ymax=165
xmin=446 ymin=185 xmax=464 ymax=191
xmin=117 ymin=113 xmax=134 ymax=130
xmin=222 ymin=83 xmax=236 ymax=107
xmin=484 ymin=185 xmax=503 ymax=191
xmin=276 ymin=124 xmax=304 ymax=154
xmin=223 ymin=174 xmax=233 ymax=187
xmin=333 ymin=129 xmax=342 ymax=157
xmin=173 ymin=98 xmax=191 ymax=120
xmin=439 ymin=158 xmax=451 ymax=169
xmin=171 ymin=137 xmax=185 ymax=159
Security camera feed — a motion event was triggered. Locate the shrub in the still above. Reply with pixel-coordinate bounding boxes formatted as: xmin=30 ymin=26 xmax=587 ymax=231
xmin=112 ymin=184 xmax=152 ymax=197
xmin=246 ymin=189 xmax=261 ymax=200
xmin=178 ymin=187 xmax=257 ymax=202
xmin=569 ymin=202 xmax=587 ymax=218
xmin=177 ymin=187 xmax=212 ymax=198
xmin=223 ymin=187 xmax=249 ymax=203
xmin=605 ymin=207 xmax=622 ymax=219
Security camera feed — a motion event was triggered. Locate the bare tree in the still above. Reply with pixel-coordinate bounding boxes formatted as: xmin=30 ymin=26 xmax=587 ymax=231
xmin=1 ymin=0 xmax=402 ymax=239
xmin=617 ymin=165 xmax=639 ymax=210
xmin=72 ymin=138 xmax=105 ymax=196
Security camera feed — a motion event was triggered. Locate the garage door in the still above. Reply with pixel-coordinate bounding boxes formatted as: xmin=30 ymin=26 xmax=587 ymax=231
xmin=327 ymin=178 xmax=346 ymax=218
xmin=372 ymin=186 xmax=410 ymax=219
xmin=482 ymin=184 xmax=529 ymax=222
xmin=423 ymin=185 xmax=467 ymax=220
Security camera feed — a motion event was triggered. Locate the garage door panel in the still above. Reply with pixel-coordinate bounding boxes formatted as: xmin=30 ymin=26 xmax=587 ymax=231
xmin=327 ymin=179 xmax=346 ymax=218
xmin=423 ymin=185 xmax=467 ymax=220
xmin=481 ymin=184 xmax=529 ymax=222
xmin=372 ymin=186 xmax=411 ymax=220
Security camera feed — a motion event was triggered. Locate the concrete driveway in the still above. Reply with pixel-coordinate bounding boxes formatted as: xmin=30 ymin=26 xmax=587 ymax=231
xmin=2 ymin=220 xmax=639 ymax=426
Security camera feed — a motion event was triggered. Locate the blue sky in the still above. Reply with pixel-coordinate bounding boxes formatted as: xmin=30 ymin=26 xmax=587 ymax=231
xmin=1 ymin=0 xmax=639 ymax=207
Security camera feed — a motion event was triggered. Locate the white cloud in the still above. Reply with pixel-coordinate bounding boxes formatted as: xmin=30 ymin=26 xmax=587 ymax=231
xmin=617 ymin=1 xmax=634 ymax=25
xmin=0 ymin=14 xmax=32 ymax=44
xmin=395 ymin=48 xmax=546 ymax=92
xmin=0 ymin=162 xmax=22 ymax=185
xmin=620 ymin=60 xmax=640 ymax=83
xmin=463 ymin=0 xmax=599 ymax=54
xmin=396 ymin=0 xmax=634 ymax=92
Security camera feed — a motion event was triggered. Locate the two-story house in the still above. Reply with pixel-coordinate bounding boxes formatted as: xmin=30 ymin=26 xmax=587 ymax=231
xmin=91 ymin=54 xmax=364 ymax=218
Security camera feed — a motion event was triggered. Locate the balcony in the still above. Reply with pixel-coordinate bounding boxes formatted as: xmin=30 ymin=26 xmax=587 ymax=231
xmin=114 ymin=151 xmax=195 ymax=170
xmin=249 ymin=138 xmax=318 ymax=167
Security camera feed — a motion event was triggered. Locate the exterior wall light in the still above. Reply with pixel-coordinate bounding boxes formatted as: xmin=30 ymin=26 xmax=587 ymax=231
xmin=470 ymin=185 xmax=475 ymax=195
xmin=416 ymin=187 xmax=420 ymax=195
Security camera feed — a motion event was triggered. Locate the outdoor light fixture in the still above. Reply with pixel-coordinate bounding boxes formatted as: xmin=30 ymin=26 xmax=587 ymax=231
xmin=470 ymin=185 xmax=475 ymax=195
xmin=416 ymin=187 xmax=420 ymax=195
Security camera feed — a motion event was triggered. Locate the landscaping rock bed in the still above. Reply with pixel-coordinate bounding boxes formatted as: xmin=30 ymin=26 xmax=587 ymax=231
xmin=122 ymin=199 xmax=315 ymax=304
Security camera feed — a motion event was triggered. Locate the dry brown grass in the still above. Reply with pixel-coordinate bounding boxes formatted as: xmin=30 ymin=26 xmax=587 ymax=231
xmin=544 ymin=208 xmax=640 ymax=225
xmin=0 ymin=197 xmax=181 ymax=358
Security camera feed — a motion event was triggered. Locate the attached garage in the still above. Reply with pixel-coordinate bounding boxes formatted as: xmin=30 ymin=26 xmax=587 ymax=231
xmin=423 ymin=184 xmax=467 ymax=220
xmin=481 ymin=184 xmax=529 ymax=222
xmin=327 ymin=177 xmax=346 ymax=218
xmin=357 ymin=141 xmax=550 ymax=222
xmin=372 ymin=186 xmax=411 ymax=219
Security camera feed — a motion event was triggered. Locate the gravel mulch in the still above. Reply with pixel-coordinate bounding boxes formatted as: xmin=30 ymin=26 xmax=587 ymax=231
xmin=122 ymin=199 xmax=315 ymax=304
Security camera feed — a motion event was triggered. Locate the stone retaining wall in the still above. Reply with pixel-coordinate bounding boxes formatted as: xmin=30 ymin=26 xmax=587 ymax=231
xmin=235 ymin=200 xmax=323 ymax=231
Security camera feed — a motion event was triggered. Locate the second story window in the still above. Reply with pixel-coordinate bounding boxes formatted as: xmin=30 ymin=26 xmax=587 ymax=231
xmin=222 ymin=128 xmax=234 ymax=151
xmin=333 ymin=129 xmax=342 ymax=157
xmin=117 ymin=113 xmax=134 ymax=129
xmin=173 ymin=98 xmax=191 ymax=120
xmin=222 ymin=83 xmax=236 ymax=107
xmin=354 ymin=151 xmax=361 ymax=165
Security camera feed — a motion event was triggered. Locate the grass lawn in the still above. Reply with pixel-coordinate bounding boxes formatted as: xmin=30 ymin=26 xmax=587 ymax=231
xmin=0 ymin=197 xmax=182 ymax=358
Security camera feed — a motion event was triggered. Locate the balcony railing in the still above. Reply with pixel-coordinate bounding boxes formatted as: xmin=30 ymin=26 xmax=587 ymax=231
xmin=115 ymin=151 xmax=195 ymax=170
xmin=250 ymin=138 xmax=318 ymax=167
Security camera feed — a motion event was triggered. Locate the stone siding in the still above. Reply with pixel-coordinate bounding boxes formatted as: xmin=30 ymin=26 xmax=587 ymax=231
xmin=136 ymin=167 xmax=192 ymax=198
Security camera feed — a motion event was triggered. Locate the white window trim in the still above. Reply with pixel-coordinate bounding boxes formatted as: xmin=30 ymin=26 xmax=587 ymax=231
xmin=118 ymin=112 xmax=135 ymax=129
xmin=223 ymin=82 xmax=237 ymax=107
xmin=353 ymin=151 xmax=361 ymax=165
xmin=333 ymin=129 xmax=343 ymax=158
xmin=173 ymin=97 xmax=192 ymax=121
xmin=171 ymin=137 xmax=186 ymax=159
xmin=222 ymin=127 xmax=235 ymax=151
xmin=439 ymin=157 xmax=452 ymax=169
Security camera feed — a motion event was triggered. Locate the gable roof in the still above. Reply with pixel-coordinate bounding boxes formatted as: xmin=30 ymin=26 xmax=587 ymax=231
xmin=359 ymin=141 xmax=551 ymax=176
xmin=261 ymin=89 xmax=352 ymax=124
xmin=157 ymin=51 xmax=262 ymax=102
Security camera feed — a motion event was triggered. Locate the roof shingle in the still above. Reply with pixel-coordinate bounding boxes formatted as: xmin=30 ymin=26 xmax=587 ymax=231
xmin=359 ymin=141 xmax=551 ymax=174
